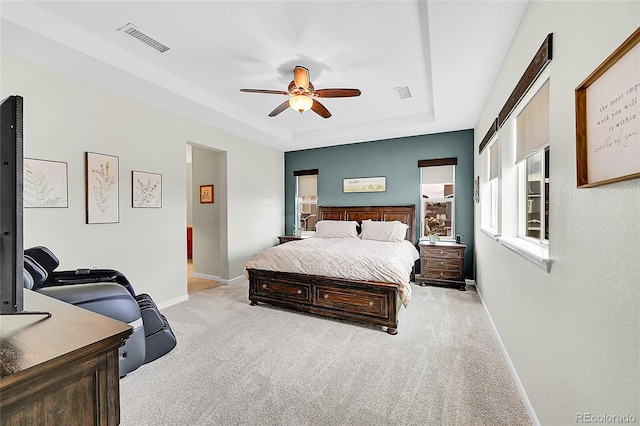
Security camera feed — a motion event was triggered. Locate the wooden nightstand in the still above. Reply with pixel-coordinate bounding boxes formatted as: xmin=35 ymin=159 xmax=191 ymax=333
xmin=417 ymin=241 xmax=466 ymax=291
xmin=278 ymin=235 xmax=303 ymax=244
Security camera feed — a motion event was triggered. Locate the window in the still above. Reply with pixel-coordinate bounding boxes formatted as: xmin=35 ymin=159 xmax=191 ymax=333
xmin=294 ymin=169 xmax=318 ymax=234
xmin=516 ymin=79 xmax=550 ymax=244
xmin=418 ymin=159 xmax=456 ymax=240
xmin=520 ymin=146 xmax=549 ymax=242
xmin=481 ymin=136 xmax=500 ymax=235
xmin=478 ymin=33 xmax=552 ymax=271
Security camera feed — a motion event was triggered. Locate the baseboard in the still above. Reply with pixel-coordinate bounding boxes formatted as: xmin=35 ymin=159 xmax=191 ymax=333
xmin=475 ymin=285 xmax=540 ymax=426
xmin=221 ymin=275 xmax=246 ymax=285
xmin=191 ymin=272 xmax=218 ymax=281
xmin=192 ymin=272 xmax=245 ymax=285
xmin=156 ymin=294 xmax=189 ymax=310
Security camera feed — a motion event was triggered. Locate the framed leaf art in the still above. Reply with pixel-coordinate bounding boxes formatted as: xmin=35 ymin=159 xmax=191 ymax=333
xmin=86 ymin=152 xmax=119 ymax=224
xmin=132 ymin=170 xmax=162 ymax=208
xmin=23 ymin=158 xmax=68 ymax=208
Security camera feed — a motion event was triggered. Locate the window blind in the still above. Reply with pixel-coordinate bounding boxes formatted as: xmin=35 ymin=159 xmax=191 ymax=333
xmin=421 ymin=165 xmax=454 ymax=184
xmin=489 ymin=141 xmax=499 ymax=180
xmin=298 ymin=175 xmax=317 ymax=197
xmin=516 ymin=80 xmax=549 ymax=163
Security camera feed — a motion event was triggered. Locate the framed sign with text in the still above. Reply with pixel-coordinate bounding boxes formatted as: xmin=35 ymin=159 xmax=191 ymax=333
xmin=576 ymin=28 xmax=640 ymax=188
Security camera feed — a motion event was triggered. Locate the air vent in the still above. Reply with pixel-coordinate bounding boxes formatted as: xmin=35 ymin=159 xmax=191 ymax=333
xmin=117 ymin=23 xmax=169 ymax=53
xmin=394 ymin=86 xmax=412 ymax=99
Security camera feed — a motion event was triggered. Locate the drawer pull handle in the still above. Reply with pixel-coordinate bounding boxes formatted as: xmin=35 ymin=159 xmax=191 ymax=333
xmin=439 ymin=250 xmax=444 ymax=255
xmin=368 ymin=301 xmax=374 ymax=306
xmin=262 ymin=284 xmax=268 ymax=289
xmin=439 ymin=261 xmax=444 ymax=266
xmin=297 ymin=289 xmax=302 ymax=295
xmin=440 ymin=272 xmax=444 ymax=277
xmin=323 ymin=294 xmax=329 ymax=299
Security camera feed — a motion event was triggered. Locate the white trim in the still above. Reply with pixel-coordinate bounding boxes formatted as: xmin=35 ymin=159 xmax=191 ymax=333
xmin=479 ymin=226 xmax=500 ymax=241
xmin=156 ymin=294 xmax=189 ymax=310
xmin=475 ymin=285 xmax=540 ymax=426
xmin=221 ymin=275 xmax=246 ymax=285
xmin=192 ymin=272 xmax=246 ymax=285
xmin=192 ymin=272 xmax=218 ymax=281
xmin=497 ymin=236 xmax=551 ymax=272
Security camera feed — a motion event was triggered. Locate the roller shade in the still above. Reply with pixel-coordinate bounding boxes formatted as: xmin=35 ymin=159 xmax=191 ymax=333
xmin=489 ymin=141 xmax=499 ymax=180
xmin=298 ymin=175 xmax=317 ymax=197
xmin=516 ymin=80 xmax=549 ymax=163
xmin=421 ymin=165 xmax=454 ymax=184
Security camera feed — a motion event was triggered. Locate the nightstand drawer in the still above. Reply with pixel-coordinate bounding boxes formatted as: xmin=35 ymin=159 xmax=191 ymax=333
xmin=425 ymin=258 xmax=461 ymax=270
xmin=422 ymin=247 xmax=463 ymax=259
xmin=425 ymin=268 xmax=462 ymax=280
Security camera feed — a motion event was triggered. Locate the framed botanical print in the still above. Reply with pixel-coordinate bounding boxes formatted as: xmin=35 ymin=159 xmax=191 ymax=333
xmin=23 ymin=158 xmax=68 ymax=208
xmin=86 ymin=152 xmax=119 ymax=224
xmin=132 ymin=170 xmax=162 ymax=208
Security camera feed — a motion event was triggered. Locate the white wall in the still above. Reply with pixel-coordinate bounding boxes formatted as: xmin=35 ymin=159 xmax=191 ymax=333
xmin=2 ymin=53 xmax=284 ymax=305
xmin=474 ymin=1 xmax=639 ymax=424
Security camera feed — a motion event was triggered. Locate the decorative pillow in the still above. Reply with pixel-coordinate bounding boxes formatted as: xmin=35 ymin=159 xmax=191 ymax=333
xmin=360 ymin=220 xmax=409 ymax=242
xmin=315 ymin=220 xmax=359 ymax=238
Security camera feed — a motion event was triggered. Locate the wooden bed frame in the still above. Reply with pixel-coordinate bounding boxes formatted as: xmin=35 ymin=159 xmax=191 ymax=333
xmin=247 ymin=205 xmax=415 ymax=335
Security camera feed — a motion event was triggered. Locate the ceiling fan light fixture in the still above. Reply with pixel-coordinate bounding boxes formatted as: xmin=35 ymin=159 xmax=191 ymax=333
xmin=289 ymin=95 xmax=313 ymax=113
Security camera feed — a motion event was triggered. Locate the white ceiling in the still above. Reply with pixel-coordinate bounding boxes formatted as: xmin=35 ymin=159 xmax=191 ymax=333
xmin=1 ymin=1 xmax=527 ymax=152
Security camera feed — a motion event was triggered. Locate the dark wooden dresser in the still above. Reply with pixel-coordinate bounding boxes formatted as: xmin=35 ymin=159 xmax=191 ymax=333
xmin=418 ymin=241 xmax=467 ymax=291
xmin=1 ymin=290 xmax=132 ymax=425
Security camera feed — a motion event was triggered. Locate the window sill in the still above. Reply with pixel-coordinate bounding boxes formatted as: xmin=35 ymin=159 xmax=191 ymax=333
xmin=479 ymin=226 xmax=500 ymax=241
xmin=497 ymin=236 xmax=551 ymax=272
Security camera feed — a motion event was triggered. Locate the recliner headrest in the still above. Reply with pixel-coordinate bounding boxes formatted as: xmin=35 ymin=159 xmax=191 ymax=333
xmin=23 ymin=255 xmax=48 ymax=291
xmin=24 ymin=246 xmax=60 ymax=274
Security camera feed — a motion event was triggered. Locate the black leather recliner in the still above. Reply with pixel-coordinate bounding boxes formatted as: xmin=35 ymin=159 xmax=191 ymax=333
xmin=23 ymin=246 xmax=177 ymax=376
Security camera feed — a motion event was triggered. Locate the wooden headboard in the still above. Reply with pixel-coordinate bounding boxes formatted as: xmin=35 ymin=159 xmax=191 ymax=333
xmin=317 ymin=205 xmax=416 ymax=243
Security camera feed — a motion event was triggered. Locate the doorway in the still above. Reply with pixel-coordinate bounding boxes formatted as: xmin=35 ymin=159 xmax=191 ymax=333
xmin=186 ymin=143 xmax=227 ymax=293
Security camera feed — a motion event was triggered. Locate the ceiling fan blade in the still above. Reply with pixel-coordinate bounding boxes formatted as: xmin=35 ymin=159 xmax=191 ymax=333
xmin=268 ymin=100 xmax=291 ymax=117
xmin=314 ymin=88 xmax=362 ymax=98
xmin=311 ymin=99 xmax=331 ymax=119
xmin=240 ymin=89 xmax=289 ymax=95
xmin=294 ymin=66 xmax=310 ymax=90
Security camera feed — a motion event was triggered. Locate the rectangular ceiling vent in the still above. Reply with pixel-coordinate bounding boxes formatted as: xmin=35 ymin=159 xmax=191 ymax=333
xmin=117 ymin=23 xmax=170 ymax=53
xmin=394 ymin=86 xmax=412 ymax=99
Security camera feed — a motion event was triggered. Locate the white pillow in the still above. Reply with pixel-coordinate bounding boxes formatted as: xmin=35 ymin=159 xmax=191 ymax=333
xmin=360 ymin=220 xmax=408 ymax=242
xmin=315 ymin=220 xmax=359 ymax=238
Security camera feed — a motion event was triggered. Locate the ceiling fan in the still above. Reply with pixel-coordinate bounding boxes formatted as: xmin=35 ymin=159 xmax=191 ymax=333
xmin=240 ymin=66 xmax=361 ymax=119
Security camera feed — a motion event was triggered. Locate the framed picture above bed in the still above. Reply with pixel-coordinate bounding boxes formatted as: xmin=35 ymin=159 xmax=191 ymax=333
xmin=343 ymin=176 xmax=386 ymax=193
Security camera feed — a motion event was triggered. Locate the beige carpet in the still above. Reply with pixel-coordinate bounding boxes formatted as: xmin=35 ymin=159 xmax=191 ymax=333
xmin=120 ymin=281 xmax=531 ymax=425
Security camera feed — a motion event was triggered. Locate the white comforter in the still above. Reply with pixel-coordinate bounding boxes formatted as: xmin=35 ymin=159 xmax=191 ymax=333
xmin=245 ymin=238 xmax=419 ymax=307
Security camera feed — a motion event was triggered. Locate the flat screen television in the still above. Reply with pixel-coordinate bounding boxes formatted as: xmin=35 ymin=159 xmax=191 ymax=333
xmin=0 ymin=95 xmax=24 ymax=314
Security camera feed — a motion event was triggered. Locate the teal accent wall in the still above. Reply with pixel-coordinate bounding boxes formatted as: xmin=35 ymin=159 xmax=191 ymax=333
xmin=285 ymin=129 xmax=475 ymax=278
